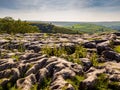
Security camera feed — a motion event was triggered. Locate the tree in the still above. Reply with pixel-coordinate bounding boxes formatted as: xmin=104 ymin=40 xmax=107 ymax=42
xmin=0 ymin=17 xmax=40 ymax=34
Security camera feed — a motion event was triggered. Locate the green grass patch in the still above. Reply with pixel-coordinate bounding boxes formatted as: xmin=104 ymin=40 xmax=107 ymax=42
xmin=108 ymin=81 xmax=120 ymax=90
xmin=114 ymin=45 xmax=120 ymax=53
xmin=42 ymin=45 xmax=87 ymax=65
xmin=41 ymin=45 xmax=67 ymax=57
xmin=40 ymin=77 xmax=51 ymax=90
xmin=66 ymin=23 xmax=116 ymax=34
xmin=94 ymin=74 xmax=109 ymax=90
xmin=66 ymin=75 xmax=85 ymax=90
xmin=11 ymin=55 xmax=19 ymax=62
xmin=90 ymin=53 xmax=99 ymax=67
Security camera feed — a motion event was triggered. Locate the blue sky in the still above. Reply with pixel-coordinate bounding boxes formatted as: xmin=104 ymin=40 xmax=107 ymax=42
xmin=0 ymin=0 xmax=120 ymax=21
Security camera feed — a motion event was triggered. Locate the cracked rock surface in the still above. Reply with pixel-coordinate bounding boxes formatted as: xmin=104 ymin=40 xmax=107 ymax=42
xmin=0 ymin=33 xmax=120 ymax=90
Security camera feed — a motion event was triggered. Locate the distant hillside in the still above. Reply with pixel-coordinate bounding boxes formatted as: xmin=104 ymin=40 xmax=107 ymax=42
xmin=91 ymin=22 xmax=120 ymax=30
xmin=41 ymin=21 xmax=120 ymax=31
xmin=29 ymin=21 xmax=118 ymax=34
xmin=30 ymin=22 xmax=80 ymax=34
xmin=65 ymin=23 xmax=117 ymax=34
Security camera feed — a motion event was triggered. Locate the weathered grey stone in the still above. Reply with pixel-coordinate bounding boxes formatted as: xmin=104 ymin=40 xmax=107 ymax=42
xmin=17 ymin=74 xmax=36 ymax=90
xmin=102 ymin=50 xmax=120 ymax=62
xmin=109 ymin=74 xmax=120 ymax=82
xmin=84 ymin=42 xmax=96 ymax=48
xmin=97 ymin=45 xmax=112 ymax=55
xmin=79 ymin=67 xmax=106 ymax=89
xmin=25 ymin=58 xmax=48 ymax=76
xmin=50 ymin=75 xmax=74 ymax=90
xmin=112 ymin=39 xmax=120 ymax=45
xmin=0 ymin=33 xmax=120 ymax=90
xmin=80 ymin=58 xmax=92 ymax=71
xmin=114 ymin=32 xmax=120 ymax=36
xmin=20 ymin=53 xmax=41 ymax=60
xmin=94 ymin=39 xmax=107 ymax=44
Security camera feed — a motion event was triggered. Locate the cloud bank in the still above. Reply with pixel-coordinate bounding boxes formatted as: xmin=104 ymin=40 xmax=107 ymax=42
xmin=0 ymin=0 xmax=120 ymax=21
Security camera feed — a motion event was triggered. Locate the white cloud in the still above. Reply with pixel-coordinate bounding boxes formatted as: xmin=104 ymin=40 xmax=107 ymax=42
xmin=0 ymin=0 xmax=120 ymax=21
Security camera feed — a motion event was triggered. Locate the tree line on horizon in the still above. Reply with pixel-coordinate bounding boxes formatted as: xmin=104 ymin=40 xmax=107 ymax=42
xmin=0 ymin=17 xmax=80 ymax=34
xmin=0 ymin=17 xmax=116 ymax=34
xmin=0 ymin=17 xmax=40 ymax=34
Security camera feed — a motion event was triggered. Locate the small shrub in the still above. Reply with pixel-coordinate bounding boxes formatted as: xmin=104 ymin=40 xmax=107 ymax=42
xmin=41 ymin=45 xmax=86 ymax=65
xmin=41 ymin=45 xmax=67 ymax=57
xmin=43 ymin=33 xmax=49 ymax=38
xmin=74 ymin=45 xmax=87 ymax=58
xmin=90 ymin=53 xmax=99 ymax=67
xmin=66 ymin=55 xmax=82 ymax=65
xmin=62 ymin=86 xmax=68 ymax=90
xmin=66 ymin=75 xmax=85 ymax=90
xmin=18 ymin=43 xmax=26 ymax=52
xmin=11 ymin=55 xmax=19 ymax=62
xmin=41 ymin=45 xmax=53 ymax=56
xmin=31 ymin=84 xmax=38 ymax=90
xmin=108 ymin=81 xmax=120 ymax=90
xmin=0 ymin=17 xmax=40 ymax=34
xmin=109 ymin=40 xmax=114 ymax=48
xmin=94 ymin=74 xmax=109 ymax=90
xmin=40 ymin=77 xmax=51 ymax=90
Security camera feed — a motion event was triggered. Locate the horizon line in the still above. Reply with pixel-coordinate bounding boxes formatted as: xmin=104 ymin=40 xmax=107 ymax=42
xmin=26 ymin=20 xmax=120 ymax=22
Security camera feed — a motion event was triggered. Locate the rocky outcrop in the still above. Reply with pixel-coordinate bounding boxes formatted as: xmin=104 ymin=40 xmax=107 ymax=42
xmin=96 ymin=40 xmax=112 ymax=55
xmin=102 ymin=50 xmax=120 ymax=62
xmin=79 ymin=67 xmax=106 ymax=89
xmin=17 ymin=74 xmax=36 ymax=90
xmin=79 ymin=61 xmax=120 ymax=90
xmin=0 ymin=53 xmax=83 ymax=90
xmin=0 ymin=33 xmax=120 ymax=90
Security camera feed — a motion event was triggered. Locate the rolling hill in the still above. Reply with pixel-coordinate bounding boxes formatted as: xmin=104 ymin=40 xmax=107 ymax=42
xmin=44 ymin=21 xmax=120 ymax=31
xmin=29 ymin=21 xmax=118 ymax=34
xmin=65 ymin=23 xmax=117 ymax=34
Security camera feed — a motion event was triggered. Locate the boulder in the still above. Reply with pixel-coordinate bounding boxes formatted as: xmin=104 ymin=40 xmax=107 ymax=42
xmin=109 ymin=34 xmax=116 ymax=40
xmin=97 ymin=57 xmax=106 ymax=63
xmin=84 ymin=42 xmax=96 ymax=48
xmin=80 ymin=58 xmax=92 ymax=71
xmin=54 ymin=68 xmax=76 ymax=79
xmin=79 ymin=67 xmax=106 ymax=90
xmin=109 ymin=74 xmax=120 ymax=82
xmin=113 ymin=32 xmax=120 ymax=36
xmin=79 ymin=75 xmax=97 ymax=90
xmin=0 ymin=39 xmax=9 ymax=46
xmin=27 ymin=45 xmax=41 ymax=53
xmin=112 ymin=39 xmax=120 ymax=45
xmin=102 ymin=50 xmax=120 ymax=62
xmin=94 ymin=39 xmax=107 ymax=44
xmin=97 ymin=44 xmax=112 ymax=55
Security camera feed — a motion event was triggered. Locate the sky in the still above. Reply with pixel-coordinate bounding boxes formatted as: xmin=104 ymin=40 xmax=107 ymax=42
xmin=0 ymin=0 xmax=120 ymax=21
